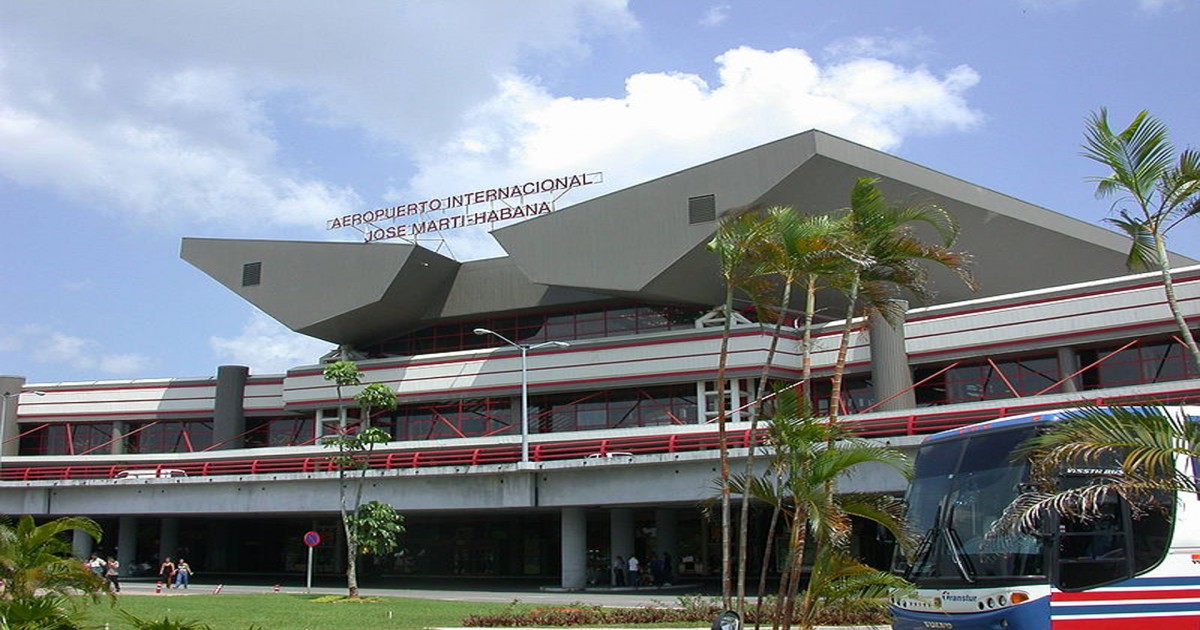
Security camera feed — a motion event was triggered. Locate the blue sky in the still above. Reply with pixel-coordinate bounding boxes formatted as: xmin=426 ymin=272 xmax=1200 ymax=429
xmin=1 ymin=0 xmax=1197 ymax=385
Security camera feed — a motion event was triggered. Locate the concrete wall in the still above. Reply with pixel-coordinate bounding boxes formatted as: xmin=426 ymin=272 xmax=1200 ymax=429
xmin=0 ymin=440 xmax=920 ymax=517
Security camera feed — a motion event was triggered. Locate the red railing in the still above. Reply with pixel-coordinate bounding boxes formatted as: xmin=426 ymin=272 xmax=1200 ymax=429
xmin=3 ymin=385 xmax=1198 ymax=482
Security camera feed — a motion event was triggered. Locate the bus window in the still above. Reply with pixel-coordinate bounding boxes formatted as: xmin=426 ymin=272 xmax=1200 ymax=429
xmin=1055 ymin=495 xmax=1132 ymax=591
xmin=1131 ymin=490 xmax=1174 ymax=574
xmin=1054 ymin=489 xmax=1174 ymax=590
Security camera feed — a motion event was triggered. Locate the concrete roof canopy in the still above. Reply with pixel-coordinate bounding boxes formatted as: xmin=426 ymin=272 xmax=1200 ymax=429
xmin=182 ymin=130 xmax=1192 ymax=347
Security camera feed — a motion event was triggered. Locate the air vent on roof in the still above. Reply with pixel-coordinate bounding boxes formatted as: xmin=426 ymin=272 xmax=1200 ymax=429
xmin=688 ymin=194 xmax=716 ymax=224
xmin=242 ymin=262 xmax=262 ymax=287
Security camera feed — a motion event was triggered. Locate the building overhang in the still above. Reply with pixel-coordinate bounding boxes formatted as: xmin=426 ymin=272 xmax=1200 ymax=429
xmin=181 ymin=130 xmax=1195 ymax=347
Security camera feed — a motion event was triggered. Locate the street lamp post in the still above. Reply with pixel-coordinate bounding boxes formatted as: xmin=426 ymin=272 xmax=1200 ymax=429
xmin=474 ymin=328 xmax=569 ymax=465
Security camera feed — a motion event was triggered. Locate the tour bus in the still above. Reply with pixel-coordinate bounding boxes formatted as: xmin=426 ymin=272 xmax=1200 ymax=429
xmin=889 ymin=406 xmax=1200 ymax=630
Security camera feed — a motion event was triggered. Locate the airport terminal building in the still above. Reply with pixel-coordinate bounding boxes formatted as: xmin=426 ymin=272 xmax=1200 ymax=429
xmin=1 ymin=130 xmax=1198 ymax=588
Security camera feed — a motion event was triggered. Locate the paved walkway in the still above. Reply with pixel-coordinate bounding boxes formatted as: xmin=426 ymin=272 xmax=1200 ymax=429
xmin=115 ymin=578 xmax=704 ymax=608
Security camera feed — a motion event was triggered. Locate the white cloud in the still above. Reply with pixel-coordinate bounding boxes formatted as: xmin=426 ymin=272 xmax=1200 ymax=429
xmin=700 ymin=3 xmax=731 ymax=27
xmin=825 ymin=33 xmax=933 ymax=61
xmin=1018 ymin=0 xmax=1178 ymax=12
xmin=20 ymin=329 xmax=151 ymax=376
xmin=0 ymin=1 xmax=636 ymax=231
xmin=1137 ymin=0 xmax=1183 ymax=11
xmin=99 ymin=354 xmax=152 ymax=375
xmin=210 ymin=311 xmax=334 ymax=376
xmin=33 ymin=333 xmax=94 ymax=369
xmin=395 ymin=45 xmax=982 ymax=260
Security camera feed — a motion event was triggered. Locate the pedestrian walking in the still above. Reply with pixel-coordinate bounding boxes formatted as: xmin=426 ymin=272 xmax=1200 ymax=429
xmin=174 ymin=558 xmax=192 ymax=588
xmin=158 ymin=557 xmax=176 ymax=587
xmin=104 ymin=556 xmax=121 ymax=592
xmin=613 ymin=555 xmax=625 ymax=586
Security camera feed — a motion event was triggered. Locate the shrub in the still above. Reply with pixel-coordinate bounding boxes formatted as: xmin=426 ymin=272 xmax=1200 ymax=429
xmin=461 ymin=595 xmax=891 ymax=628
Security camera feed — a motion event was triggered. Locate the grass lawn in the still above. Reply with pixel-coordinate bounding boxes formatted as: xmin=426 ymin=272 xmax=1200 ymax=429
xmin=78 ymin=593 xmax=531 ymax=630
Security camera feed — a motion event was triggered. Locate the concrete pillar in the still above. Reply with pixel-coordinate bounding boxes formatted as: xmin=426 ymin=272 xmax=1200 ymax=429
xmin=207 ymin=521 xmax=230 ymax=571
xmin=560 ymin=508 xmax=587 ymax=590
xmin=1057 ymin=346 xmax=1079 ymax=393
xmin=73 ymin=528 xmax=94 ymax=559
xmin=213 ymin=365 xmax=249 ymax=450
xmin=610 ymin=508 xmax=634 ymax=584
xmin=117 ymin=516 xmax=137 ymax=575
xmin=0 ymin=375 xmax=26 ymax=460
xmin=111 ymin=421 xmax=126 ymax=455
xmin=654 ymin=508 xmax=678 ymax=579
xmin=869 ymin=301 xmax=915 ymax=411
xmin=159 ymin=517 xmax=179 ymax=562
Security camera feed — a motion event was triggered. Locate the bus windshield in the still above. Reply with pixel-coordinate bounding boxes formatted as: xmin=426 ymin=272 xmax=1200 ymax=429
xmin=897 ymin=425 xmax=1047 ymax=587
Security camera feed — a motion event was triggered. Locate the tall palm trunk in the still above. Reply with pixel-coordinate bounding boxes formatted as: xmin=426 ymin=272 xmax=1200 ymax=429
xmin=753 ymin=480 xmax=784 ymax=630
xmin=737 ymin=280 xmax=794 ymax=613
xmin=715 ymin=292 xmax=736 ymax=609
xmin=827 ymin=275 xmax=861 ymax=423
xmin=1155 ymin=234 xmax=1200 ymax=370
xmin=778 ymin=508 xmax=808 ymax=630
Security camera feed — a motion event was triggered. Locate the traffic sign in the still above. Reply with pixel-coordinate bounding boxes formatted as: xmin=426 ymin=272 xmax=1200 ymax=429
xmin=303 ymin=531 xmax=321 ymax=547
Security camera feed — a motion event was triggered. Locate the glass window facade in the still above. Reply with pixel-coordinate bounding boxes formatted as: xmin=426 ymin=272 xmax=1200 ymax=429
xmin=374 ymin=384 xmax=699 ymax=441
xmin=915 ymin=354 xmax=1062 ymax=405
xmin=245 ymin=416 xmax=317 ymax=448
xmin=365 ymin=303 xmax=704 ymax=358
xmin=19 ymin=420 xmax=214 ymax=455
xmin=1078 ymin=335 xmax=1200 ymax=389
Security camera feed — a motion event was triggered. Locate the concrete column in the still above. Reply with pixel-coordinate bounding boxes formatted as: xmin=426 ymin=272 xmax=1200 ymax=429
xmin=0 ymin=375 xmax=26 ymax=460
xmin=73 ymin=528 xmax=94 ymax=559
xmin=117 ymin=516 xmax=137 ymax=575
xmin=654 ymin=508 xmax=678 ymax=575
xmin=560 ymin=507 xmax=587 ymax=590
xmin=213 ymin=365 xmax=249 ymax=450
xmin=207 ymin=521 xmax=230 ymax=571
xmin=159 ymin=517 xmax=179 ymax=562
xmin=111 ymin=421 xmax=126 ymax=455
xmin=610 ymin=508 xmax=634 ymax=584
xmin=869 ymin=301 xmax=915 ymax=411
xmin=1057 ymin=346 xmax=1079 ymax=393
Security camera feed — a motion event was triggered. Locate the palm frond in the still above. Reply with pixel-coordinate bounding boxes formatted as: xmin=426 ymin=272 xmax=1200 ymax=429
xmin=1103 ymin=212 xmax=1158 ymax=271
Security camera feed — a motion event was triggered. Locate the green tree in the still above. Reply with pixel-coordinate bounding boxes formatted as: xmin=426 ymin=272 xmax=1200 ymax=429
xmin=996 ymin=406 xmax=1199 ymax=533
xmin=706 ymin=210 xmax=775 ymax=607
xmin=1082 ymin=109 xmax=1200 ymax=371
xmin=321 ymin=361 xmax=403 ymax=598
xmin=0 ymin=515 xmax=111 ymax=629
xmin=737 ymin=389 xmax=911 ymax=630
xmin=735 ymin=209 xmax=849 ymax=614
xmin=827 ymin=178 xmax=976 ymax=422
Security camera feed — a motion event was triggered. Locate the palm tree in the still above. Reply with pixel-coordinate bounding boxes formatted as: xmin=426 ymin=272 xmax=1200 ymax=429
xmin=997 ymin=406 xmax=1199 ymax=533
xmin=707 ymin=210 xmax=775 ymax=607
xmin=734 ymin=209 xmax=848 ymax=613
xmin=0 ymin=515 xmax=111 ymax=629
xmin=1082 ymin=109 xmax=1200 ymax=371
xmin=827 ymin=178 xmax=976 ymax=422
xmin=0 ymin=516 xmax=108 ymax=601
xmin=760 ymin=390 xmax=912 ymax=630
xmin=791 ymin=546 xmax=911 ymax=630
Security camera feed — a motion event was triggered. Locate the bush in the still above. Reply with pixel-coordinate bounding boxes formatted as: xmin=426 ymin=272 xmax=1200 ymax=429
xmin=461 ymin=595 xmax=891 ymax=628
xmin=119 ymin=610 xmax=213 ymax=630
xmin=462 ymin=598 xmax=720 ymax=627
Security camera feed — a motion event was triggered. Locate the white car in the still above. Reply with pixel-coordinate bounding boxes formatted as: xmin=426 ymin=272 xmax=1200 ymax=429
xmin=114 ymin=468 xmax=187 ymax=480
